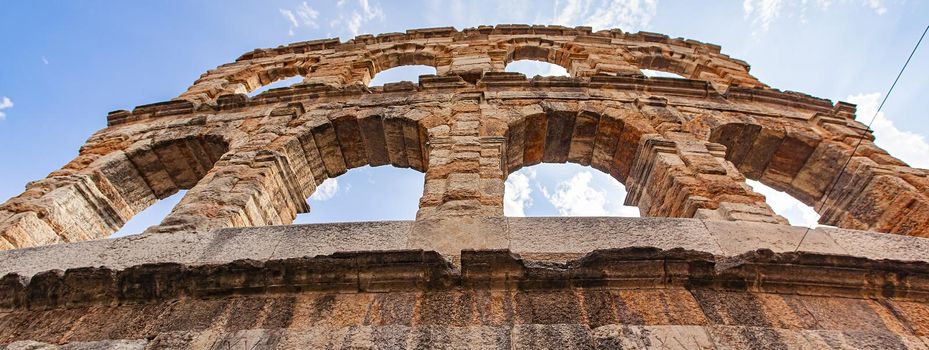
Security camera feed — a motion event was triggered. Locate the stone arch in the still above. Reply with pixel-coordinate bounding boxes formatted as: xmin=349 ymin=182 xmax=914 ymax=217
xmin=497 ymin=38 xmax=588 ymax=77
xmin=145 ymin=109 xmax=430 ymax=234
xmin=625 ymin=46 xmax=698 ymax=80
xmin=0 ymin=133 xmax=230 ymax=246
xmin=703 ymin=116 xmax=929 ymax=233
xmin=300 ymin=111 xmax=429 ymax=180
xmin=499 ymin=103 xmax=784 ymax=222
xmin=342 ymin=43 xmax=451 ymax=86
xmin=225 ymin=58 xmax=316 ymax=96
xmin=706 ymin=119 xmax=829 ymax=206
xmin=247 ymin=76 xmax=306 ymax=97
xmin=121 ymin=134 xmax=231 ymax=210
xmin=618 ymin=42 xmax=766 ymax=89
xmin=504 ymin=103 xmax=653 ymax=185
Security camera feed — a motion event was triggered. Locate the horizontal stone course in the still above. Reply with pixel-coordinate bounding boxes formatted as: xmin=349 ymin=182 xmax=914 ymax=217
xmin=2 ymin=218 xmax=927 ymax=280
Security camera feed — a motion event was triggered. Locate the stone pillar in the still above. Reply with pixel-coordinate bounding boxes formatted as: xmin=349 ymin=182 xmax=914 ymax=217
xmin=438 ymin=52 xmax=499 ymax=83
xmin=416 ymin=104 xmax=505 ymax=220
xmin=146 ymin=148 xmax=309 ymax=234
xmin=411 ymin=102 xmax=508 ymax=257
xmin=625 ymin=132 xmax=787 ymax=224
xmin=304 ymin=63 xmax=366 ymax=87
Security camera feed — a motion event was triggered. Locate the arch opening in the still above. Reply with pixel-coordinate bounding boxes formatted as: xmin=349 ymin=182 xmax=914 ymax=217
xmin=503 ymin=105 xmax=651 ymax=217
xmin=111 ymin=190 xmax=185 ymax=237
xmin=746 ymin=180 xmax=821 ymax=228
xmin=505 ymin=163 xmax=638 ymax=217
xmin=640 ymin=69 xmax=685 ymax=79
xmin=102 ymin=134 xmax=229 ymax=237
xmin=505 ymin=60 xmax=569 ymax=78
xmin=294 ymin=165 xmax=424 ymax=224
xmin=248 ymin=76 xmax=305 ymax=97
xmin=368 ymin=65 xmax=437 ymax=86
xmin=505 ymin=107 xmax=649 ymax=183
xmin=708 ymin=121 xmax=829 ymax=227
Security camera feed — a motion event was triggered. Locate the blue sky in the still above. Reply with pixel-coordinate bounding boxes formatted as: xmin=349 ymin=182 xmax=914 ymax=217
xmin=1 ymin=1 xmax=926 ymax=236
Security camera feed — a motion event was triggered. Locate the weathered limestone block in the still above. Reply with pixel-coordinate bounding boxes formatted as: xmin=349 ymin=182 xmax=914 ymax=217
xmin=818 ymin=156 xmax=929 ymax=236
xmin=625 ymin=134 xmax=786 ymax=223
xmin=417 ymin=104 xmax=505 ymax=220
xmin=146 ymin=149 xmax=309 ymax=234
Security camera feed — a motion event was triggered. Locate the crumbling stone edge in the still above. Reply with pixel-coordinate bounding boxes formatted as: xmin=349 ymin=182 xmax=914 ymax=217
xmin=2 ymin=247 xmax=928 ymax=311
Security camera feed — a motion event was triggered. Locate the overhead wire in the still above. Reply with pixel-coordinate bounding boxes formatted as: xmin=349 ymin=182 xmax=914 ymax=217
xmin=793 ymin=24 xmax=928 ymax=252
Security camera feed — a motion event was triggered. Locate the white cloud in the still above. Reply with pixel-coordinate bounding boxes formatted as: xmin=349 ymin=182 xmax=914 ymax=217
xmin=347 ymin=12 xmax=365 ymax=36
xmin=504 ymin=171 xmax=534 ymax=216
xmin=310 ymin=178 xmax=339 ymax=201
xmin=743 ymin=0 xmax=783 ymax=32
xmin=551 ymin=0 xmax=658 ymax=32
xmin=505 ymin=60 xmax=570 ymax=77
xmin=747 ymin=180 xmax=819 ymax=227
xmin=280 ymin=9 xmax=298 ymax=27
xmin=328 ymin=0 xmax=385 ymax=37
xmin=351 ymin=0 xmax=384 ymax=36
xmin=0 ymin=97 xmax=13 ymax=120
xmin=743 ymin=0 xmax=887 ymax=32
xmin=640 ymin=69 xmax=684 ymax=78
xmin=296 ymin=2 xmax=320 ymax=27
xmin=541 ymin=171 xmax=636 ymax=216
xmin=280 ymin=2 xmax=320 ymax=36
xmin=864 ymin=0 xmax=887 ymax=14
xmin=847 ymin=92 xmax=929 ymax=169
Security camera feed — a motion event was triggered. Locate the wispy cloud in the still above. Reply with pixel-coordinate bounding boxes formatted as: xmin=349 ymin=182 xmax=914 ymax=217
xmin=743 ymin=0 xmax=887 ymax=32
xmin=0 ymin=97 xmax=13 ymax=120
xmin=863 ymin=0 xmax=887 ymax=14
xmin=504 ymin=169 xmax=535 ymax=216
xmin=540 ymin=171 xmax=637 ymax=216
xmin=551 ymin=0 xmax=658 ymax=32
xmin=331 ymin=0 xmax=385 ymax=36
xmin=848 ymin=92 xmax=929 ymax=169
xmin=310 ymin=178 xmax=339 ymax=201
xmin=280 ymin=1 xmax=320 ymax=36
xmin=742 ymin=0 xmax=784 ymax=32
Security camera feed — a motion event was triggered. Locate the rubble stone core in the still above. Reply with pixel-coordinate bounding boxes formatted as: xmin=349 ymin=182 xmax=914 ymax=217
xmin=1 ymin=25 xmax=929 ymax=349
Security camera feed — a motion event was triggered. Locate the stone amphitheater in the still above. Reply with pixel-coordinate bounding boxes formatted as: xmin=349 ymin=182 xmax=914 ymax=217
xmin=1 ymin=25 xmax=929 ymax=349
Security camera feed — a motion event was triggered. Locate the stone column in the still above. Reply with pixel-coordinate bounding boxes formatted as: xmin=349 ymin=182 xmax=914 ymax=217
xmin=625 ymin=132 xmax=787 ymax=224
xmin=304 ymin=63 xmax=365 ymax=87
xmin=145 ymin=148 xmax=310 ymax=234
xmin=438 ymin=52 xmax=500 ymax=83
xmin=411 ymin=101 xmax=508 ymax=257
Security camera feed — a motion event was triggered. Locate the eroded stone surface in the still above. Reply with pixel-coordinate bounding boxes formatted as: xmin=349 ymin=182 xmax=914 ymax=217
xmin=3 ymin=244 xmax=929 ymax=348
xmin=2 ymin=25 xmax=928 ymax=349
xmin=2 ymin=25 xmax=926 ymax=251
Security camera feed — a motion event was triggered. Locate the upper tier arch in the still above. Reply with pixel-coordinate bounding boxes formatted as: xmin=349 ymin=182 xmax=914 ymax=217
xmin=176 ymin=25 xmax=767 ymax=105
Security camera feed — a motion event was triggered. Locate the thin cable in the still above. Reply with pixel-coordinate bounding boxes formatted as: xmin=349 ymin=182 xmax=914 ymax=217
xmin=793 ymin=24 xmax=928 ymax=252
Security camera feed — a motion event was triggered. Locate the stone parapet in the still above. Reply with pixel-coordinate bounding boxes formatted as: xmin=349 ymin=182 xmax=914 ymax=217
xmin=2 ymin=219 xmax=929 ymax=348
xmin=3 ymin=218 xmax=928 ymax=279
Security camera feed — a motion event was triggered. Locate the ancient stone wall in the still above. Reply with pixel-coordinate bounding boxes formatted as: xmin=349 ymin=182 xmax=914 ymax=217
xmin=3 ymin=219 xmax=929 ymax=349
xmin=3 ymin=24 xmax=929 ymax=349
xmin=1 ymin=24 xmax=927 ymax=249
